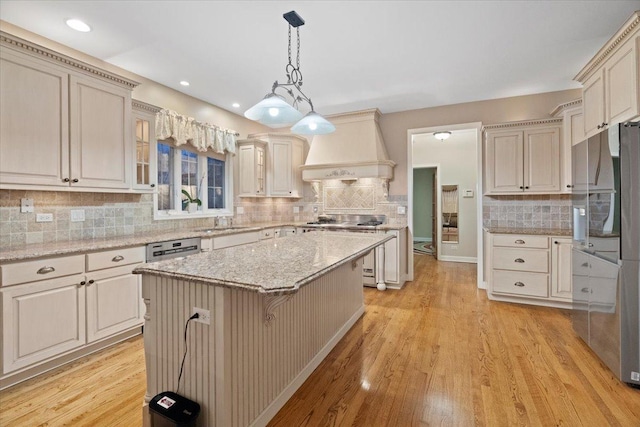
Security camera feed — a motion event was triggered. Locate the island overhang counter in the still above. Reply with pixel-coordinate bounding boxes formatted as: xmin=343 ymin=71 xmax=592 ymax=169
xmin=134 ymin=232 xmax=393 ymax=427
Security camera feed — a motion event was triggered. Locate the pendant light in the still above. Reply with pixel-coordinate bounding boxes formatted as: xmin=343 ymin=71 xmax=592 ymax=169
xmin=244 ymin=11 xmax=335 ymax=135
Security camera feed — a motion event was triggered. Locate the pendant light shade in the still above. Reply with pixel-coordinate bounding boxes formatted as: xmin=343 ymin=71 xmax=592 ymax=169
xmin=244 ymin=11 xmax=334 ymax=135
xmin=290 ymin=111 xmax=336 ymax=135
xmin=244 ymin=93 xmax=303 ymax=128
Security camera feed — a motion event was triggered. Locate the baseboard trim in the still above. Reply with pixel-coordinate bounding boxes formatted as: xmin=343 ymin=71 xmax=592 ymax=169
xmin=438 ymin=255 xmax=477 ymax=264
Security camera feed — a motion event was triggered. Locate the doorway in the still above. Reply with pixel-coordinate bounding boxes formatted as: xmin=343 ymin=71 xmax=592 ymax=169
xmin=413 ymin=167 xmax=437 ymax=258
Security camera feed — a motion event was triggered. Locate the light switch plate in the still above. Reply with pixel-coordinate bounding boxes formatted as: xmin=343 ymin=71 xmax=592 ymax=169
xmin=397 ymin=206 xmax=406 ymax=215
xmin=70 ymin=209 xmax=85 ymax=222
xmin=20 ymin=198 xmax=34 ymax=213
xmin=463 ymin=189 xmax=474 ymax=198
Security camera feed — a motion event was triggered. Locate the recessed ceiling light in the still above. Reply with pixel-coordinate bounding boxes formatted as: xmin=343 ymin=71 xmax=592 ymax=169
xmin=232 ymin=103 xmax=240 ymax=108
xmin=180 ymin=81 xmax=190 ymax=86
xmin=66 ymin=19 xmax=91 ymax=32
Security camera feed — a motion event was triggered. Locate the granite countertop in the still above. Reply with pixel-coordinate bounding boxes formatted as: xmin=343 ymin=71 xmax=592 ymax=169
xmin=0 ymin=221 xmax=305 ymax=263
xmin=133 ymin=232 xmax=393 ymax=294
xmin=0 ymin=221 xmax=407 ymax=263
xmin=484 ymin=227 xmax=572 ymax=236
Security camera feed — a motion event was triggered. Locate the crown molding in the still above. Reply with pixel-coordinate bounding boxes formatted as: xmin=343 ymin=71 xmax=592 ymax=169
xmin=575 ymin=11 xmax=640 ymax=82
xmin=549 ymin=98 xmax=582 ymax=117
xmin=0 ymin=31 xmax=139 ymax=89
xmin=482 ymin=117 xmax=563 ymax=131
xmin=324 ymin=108 xmax=382 ymax=124
xmin=132 ymin=99 xmax=162 ymax=114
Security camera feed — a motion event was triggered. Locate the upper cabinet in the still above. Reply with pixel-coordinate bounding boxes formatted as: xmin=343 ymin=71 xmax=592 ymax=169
xmin=551 ymin=99 xmax=584 ymax=192
xmin=575 ymin=12 xmax=640 ymax=138
xmin=238 ymin=133 xmax=306 ymax=198
xmin=131 ymin=100 xmax=161 ymax=192
xmin=0 ymin=32 xmax=139 ymax=191
xmin=483 ymin=119 xmax=563 ymax=195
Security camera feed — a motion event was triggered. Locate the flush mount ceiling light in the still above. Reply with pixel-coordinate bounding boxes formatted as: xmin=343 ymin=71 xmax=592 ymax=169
xmin=65 ymin=18 xmax=91 ymax=32
xmin=179 ymin=81 xmax=190 ymax=86
xmin=434 ymin=131 xmax=452 ymax=141
xmin=244 ymin=11 xmax=335 ymax=135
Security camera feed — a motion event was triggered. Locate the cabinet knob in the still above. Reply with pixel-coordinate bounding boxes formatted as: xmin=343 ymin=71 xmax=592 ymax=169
xmin=554 ymin=241 xmax=559 ymax=244
xmin=603 ymin=122 xmax=608 ymax=127
xmin=514 ymin=258 xmax=525 ymax=263
xmin=72 ymin=178 xmax=79 ymax=183
xmin=597 ymin=124 xmax=602 ymax=129
xmin=519 ymin=186 xmax=524 ymax=190
xmin=514 ymin=282 xmax=525 ymax=287
xmin=88 ymin=279 xmax=95 ymax=284
xmin=566 ymin=185 xmax=572 ymax=188
xmin=63 ymin=178 xmax=70 ymax=183
xmin=150 ymin=183 xmax=156 ymax=188
xmin=581 ymin=262 xmax=589 ymax=267
xmin=80 ymin=281 xmax=87 ymax=286
xmin=524 ymin=186 xmax=529 ymax=189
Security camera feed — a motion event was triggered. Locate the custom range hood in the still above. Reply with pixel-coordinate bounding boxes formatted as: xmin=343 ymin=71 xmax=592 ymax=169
xmin=300 ymin=109 xmax=395 ymax=181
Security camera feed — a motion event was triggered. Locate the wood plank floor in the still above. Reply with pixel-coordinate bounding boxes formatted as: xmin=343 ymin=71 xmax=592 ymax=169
xmin=1 ymin=254 xmax=639 ymax=426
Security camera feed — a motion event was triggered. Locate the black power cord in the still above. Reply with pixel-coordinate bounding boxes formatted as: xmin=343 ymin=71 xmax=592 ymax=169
xmin=176 ymin=312 xmax=199 ymax=394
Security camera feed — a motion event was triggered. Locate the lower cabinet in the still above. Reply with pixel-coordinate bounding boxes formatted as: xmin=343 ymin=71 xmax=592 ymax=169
xmin=487 ymin=233 xmax=572 ymax=307
xmin=381 ymin=228 xmax=408 ymax=288
xmin=0 ymin=246 xmax=144 ymax=387
xmin=1 ymin=274 xmax=86 ymax=373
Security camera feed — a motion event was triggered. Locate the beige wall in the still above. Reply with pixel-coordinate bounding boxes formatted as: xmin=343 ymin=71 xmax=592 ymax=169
xmin=380 ymin=88 xmax=582 ymax=195
xmin=0 ymin=21 xmax=267 ymax=138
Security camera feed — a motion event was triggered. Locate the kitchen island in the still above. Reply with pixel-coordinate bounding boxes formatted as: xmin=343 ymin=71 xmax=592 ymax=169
xmin=134 ymin=232 xmax=392 ymax=427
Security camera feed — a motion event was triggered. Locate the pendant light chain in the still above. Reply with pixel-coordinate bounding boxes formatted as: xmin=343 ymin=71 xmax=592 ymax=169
xmin=297 ymin=27 xmax=301 ymax=86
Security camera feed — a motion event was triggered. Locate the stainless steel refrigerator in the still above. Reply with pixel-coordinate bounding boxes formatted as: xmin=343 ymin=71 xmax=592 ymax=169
xmin=572 ymin=122 xmax=640 ymax=387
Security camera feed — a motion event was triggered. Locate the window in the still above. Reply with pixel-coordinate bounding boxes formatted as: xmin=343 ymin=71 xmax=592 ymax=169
xmin=154 ymin=140 xmax=232 ymax=219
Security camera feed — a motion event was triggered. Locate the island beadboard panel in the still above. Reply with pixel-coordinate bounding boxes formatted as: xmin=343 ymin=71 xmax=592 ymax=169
xmin=141 ymin=259 xmax=364 ymax=427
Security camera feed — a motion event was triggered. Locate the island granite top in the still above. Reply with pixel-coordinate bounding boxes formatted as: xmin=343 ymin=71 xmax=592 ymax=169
xmin=133 ymin=232 xmax=393 ymax=294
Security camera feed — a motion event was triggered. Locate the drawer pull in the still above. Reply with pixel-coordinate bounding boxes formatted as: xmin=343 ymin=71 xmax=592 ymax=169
xmin=112 ymin=255 xmax=125 ymax=262
xmin=37 ymin=266 xmax=55 ymax=275
xmin=581 ymin=262 xmax=589 ymax=267
xmin=515 ymin=239 xmax=525 ymax=244
xmin=514 ymin=258 xmax=525 ymax=263
xmin=514 ymin=282 xmax=525 ymax=287
xmin=581 ymin=287 xmax=590 ymax=293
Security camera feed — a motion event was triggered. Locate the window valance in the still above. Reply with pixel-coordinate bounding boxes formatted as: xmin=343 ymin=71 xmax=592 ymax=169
xmin=155 ymin=109 xmax=238 ymax=154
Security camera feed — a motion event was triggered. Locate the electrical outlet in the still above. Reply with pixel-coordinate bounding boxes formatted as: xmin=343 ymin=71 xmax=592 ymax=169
xmin=70 ymin=209 xmax=85 ymax=222
xmin=192 ymin=307 xmax=211 ymax=325
xmin=397 ymin=206 xmax=406 ymax=215
xmin=21 ymin=198 xmax=34 ymax=213
xmin=36 ymin=213 xmax=53 ymax=222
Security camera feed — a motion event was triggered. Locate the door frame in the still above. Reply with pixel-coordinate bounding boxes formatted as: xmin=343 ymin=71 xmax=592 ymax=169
xmin=407 ymin=121 xmax=484 ymax=289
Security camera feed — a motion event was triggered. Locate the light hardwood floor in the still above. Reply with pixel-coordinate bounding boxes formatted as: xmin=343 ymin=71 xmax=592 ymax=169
xmin=1 ymin=254 xmax=639 ymax=426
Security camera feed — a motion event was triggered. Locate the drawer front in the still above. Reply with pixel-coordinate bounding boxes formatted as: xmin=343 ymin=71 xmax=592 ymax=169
xmin=493 ymin=234 xmax=548 ymax=249
xmin=1 ymin=255 xmax=85 ymax=287
xmin=213 ymin=231 xmax=259 ymax=250
xmin=493 ymin=247 xmax=549 ymax=273
xmin=492 ymin=270 xmax=549 ymax=297
xmin=86 ymin=246 xmax=145 ymax=272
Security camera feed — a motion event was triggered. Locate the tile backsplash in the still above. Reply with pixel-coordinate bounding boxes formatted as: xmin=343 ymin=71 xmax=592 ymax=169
xmin=0 ymin=181 xmax=408 ymax=248
xmin=483 ymin=194 xmax=572 ymax=230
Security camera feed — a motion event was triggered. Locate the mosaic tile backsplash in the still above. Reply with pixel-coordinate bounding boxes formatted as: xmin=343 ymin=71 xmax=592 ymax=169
xmin=483 ymin=195 xmax=572 ymax=230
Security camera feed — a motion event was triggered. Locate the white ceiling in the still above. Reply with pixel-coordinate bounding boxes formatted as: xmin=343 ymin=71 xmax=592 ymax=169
xmin=1 ymin=1 xmax=638 ymax=117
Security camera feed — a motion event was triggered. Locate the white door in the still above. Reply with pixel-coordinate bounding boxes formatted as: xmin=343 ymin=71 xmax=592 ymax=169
xmin=1 ymin=275 xmax=86 ymax=373
xmin=86 ymin=272 xmax=142 ymax=343
xmin=523 ymin=127 xmax=561 ymax=192
xmin=0 ymin=50 xmax=70 ymax=187
xmin=485 ymin=131 xmax=523 ymax=193
xmin=270 ymin=140 xmax=293 ymax=196
xmin=551 ymin=238 xmax=573 ymax=299
xmin=582 ymin=70 xmax=605 ymax=138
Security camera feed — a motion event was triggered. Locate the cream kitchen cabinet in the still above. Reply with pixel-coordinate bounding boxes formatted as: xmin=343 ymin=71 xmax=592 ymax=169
xmin=0 ymin=32 xmax=138 ymax=191
xmin=551 ymin=237 xmax=572 ymax=299
xmin=486 ymin=232 xmax=572 ymax=308
xmin=201 ymin=231 xmax=261 ymax=251
xmin=576 ymin=12 xmax=639 ymax=138
xmin=380 ymin=227 xmax=408 ymax=288
xmin=0 ymin=246 xmax=144 ymax=388
xmin=238 ymin=133 xmax=306 ymax=198
xmin=483 ymin=119 xmax=563 ymax=195
xmin=551 ymin=99 xmax=584 ymax=193
xmin=132 ymin=100 xmax=161 ymax=192
xmin=237 ymin=139 xmax=266 ymax=197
